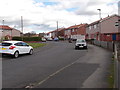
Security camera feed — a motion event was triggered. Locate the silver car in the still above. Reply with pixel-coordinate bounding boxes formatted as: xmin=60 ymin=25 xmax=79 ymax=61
xmin=75 ymin=39 xmax=87 ymax=49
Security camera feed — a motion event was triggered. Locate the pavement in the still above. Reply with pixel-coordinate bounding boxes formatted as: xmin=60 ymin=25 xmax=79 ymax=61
xmin=2 ymin=41 xmax=113 ymax=88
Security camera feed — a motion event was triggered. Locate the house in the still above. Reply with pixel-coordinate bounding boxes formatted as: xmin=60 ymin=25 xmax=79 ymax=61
xmin=39 ymin=33 xmax=45 ymax=37
xmin=47 ymin=28 xmax=65 ymax=39
xmin=64 ymin=24 xmax=87 ymax=39
xmin=86 ymin=14 xmax=120 ymax=41
xmin=0 ymin=25 xmax=21 ymax=40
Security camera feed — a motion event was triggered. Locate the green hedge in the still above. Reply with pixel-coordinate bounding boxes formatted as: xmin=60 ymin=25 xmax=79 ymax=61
xmin=12 ymin=37 xmax=22 ymax=41
xmin=59 ymin=38 xmax=64 ymax=41
xmin=12 ymin=37 xmax=41 ymax=41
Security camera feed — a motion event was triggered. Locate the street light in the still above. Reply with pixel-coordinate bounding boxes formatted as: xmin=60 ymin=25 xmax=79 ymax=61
xmin=21 ymin=16 xmax=23 ymax=41
xmin=97 ymin=9 xmax=101 ymax=19
xmin=56 ymin=21 xmax=58 ymax=37
xmin=97 ymin=9 xmax=102 ymax=43
xmin=1 ymin=20 xmax=4 ymax=41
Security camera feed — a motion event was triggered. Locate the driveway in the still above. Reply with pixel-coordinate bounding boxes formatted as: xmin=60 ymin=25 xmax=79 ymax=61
xmin=2 ymin=41 xmax=112 ymax=88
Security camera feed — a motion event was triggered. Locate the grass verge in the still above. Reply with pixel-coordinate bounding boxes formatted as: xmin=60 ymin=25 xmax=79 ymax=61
xmin=107 ymin=56 xmax=114 ymax=88
xmin=28 ymin=43 xmax=46 ymax=48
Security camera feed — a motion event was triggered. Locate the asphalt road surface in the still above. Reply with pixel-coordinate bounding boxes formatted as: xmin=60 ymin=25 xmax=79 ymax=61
xmin=2 ymin=41 xmax=112 ymax=88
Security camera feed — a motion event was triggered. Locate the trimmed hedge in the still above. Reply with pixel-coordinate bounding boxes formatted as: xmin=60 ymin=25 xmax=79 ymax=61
xmin=59 ymin=38 xmax=64 ymax=41
xmin=12 ymin=37 xmax=42 ymax=41
xmin=12 ymin=37 xmax=22 ymax=41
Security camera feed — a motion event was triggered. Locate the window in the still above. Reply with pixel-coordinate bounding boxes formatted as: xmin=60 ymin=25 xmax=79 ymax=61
xmin=22 ymin=42 xmax=29 ymax=46
xmin=72 ymin=29 xmax=74 ymax=32
xmin=94 ymin=25 xmax=97 ymax=29
xmin=89 ymin=26 xmax=91 ymax=30
xmin=14 ymin=42 xmax=23 ymax=46
xmin=1 ymin=43 xmax=12 ymax=46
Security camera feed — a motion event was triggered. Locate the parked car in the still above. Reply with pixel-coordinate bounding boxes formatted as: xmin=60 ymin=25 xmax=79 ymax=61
xmin=54 ymin=37 xmax=59 ymax=41
xmin=41 ymin=37 xmax=46 ymax=42
xmin=0 ymin=41 xmax=33 ymax=58
xmin=75 ymin=39 xmax=87 ymax=49
xmin=46 ymin=37 xmax=53 ymax=41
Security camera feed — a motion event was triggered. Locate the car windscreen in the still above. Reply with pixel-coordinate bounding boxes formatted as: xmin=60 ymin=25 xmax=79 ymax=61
xmin=1 ymin=43 xmax=12 ymax=46
xmin=77 ymin=40 xmax=85 ymax=42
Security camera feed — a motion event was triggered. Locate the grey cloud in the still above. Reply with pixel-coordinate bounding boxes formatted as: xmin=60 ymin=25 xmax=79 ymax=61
xmin=86 ymin=1 xmax=105 ymax=6
xmin=75 ymin=10 xmax=97 ymax=15
xmin=33 ymin=24 xmax=55 ymax=32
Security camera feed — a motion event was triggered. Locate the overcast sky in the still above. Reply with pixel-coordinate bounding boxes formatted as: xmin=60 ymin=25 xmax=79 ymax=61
xmin=0 ymin=0 xmax=119 ymax=33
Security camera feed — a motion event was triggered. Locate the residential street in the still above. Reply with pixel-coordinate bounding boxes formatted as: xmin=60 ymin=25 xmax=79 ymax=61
xmin=2 ymin=41 xmax=112 ymax=88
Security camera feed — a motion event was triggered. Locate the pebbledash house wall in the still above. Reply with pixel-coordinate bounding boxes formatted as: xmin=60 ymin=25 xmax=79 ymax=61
xmin=100 ymin=15 xmax=120 ymax=41
xmin=101 ymin=15 xmax=119 ymax=33
xmin=86 ymin=20 xmax=100 ymax=40
xmin=86 ymin=15 xmax=120 ymax=41
xmin=12 ymin=29 xmax=21 ymax=37
xmin=0 ymin=26 xmax=21 ymax=40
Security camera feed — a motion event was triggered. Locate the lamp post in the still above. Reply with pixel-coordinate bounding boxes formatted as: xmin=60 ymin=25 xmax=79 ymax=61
xmin=1 ymin=20 xmax=4 ymax=41
xmin=97 ymin=9 xmax=101 ymax=19
xmin=97 ymin=9 xmax=102 ymax=42
xmin=56 ymin=21 xmax=58 ymax=37
xmin=21 ymin=16 xmax=23 ymax=41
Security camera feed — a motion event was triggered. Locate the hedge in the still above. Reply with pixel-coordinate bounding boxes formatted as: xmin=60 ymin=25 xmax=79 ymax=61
xmin=59 ymin=38 xmax=64 ymax=41
xmin=12 ymin=37 xmax=42 ymax=41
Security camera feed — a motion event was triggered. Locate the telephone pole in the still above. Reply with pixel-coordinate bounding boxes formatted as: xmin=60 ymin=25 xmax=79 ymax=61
xmin=56 ymin=21 xmax=58 ymax=37
xmin=21 ymin=16 xmax=23 ymax=41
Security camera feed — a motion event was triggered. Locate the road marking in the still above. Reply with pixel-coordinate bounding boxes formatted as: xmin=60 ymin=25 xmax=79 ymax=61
xmin=25 ymin=61 xmax=76 ymax=88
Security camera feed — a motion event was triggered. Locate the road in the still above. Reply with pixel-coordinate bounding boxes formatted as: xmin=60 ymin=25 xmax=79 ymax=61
xmin=2 ymin=41 xmax=112 ymax=88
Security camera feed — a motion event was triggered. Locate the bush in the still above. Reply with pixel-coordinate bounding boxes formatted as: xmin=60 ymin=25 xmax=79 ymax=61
xmin=59 ymin=37 xmax=64 ymax=41
xmin=12 ymin=37 xmax=22 ymax=41
xmin=12 ymin=37 xmax=41 ymax=41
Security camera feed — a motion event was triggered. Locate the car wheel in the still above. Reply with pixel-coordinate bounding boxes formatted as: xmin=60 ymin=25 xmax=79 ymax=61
xmin=84 ymin=46 xmax=87 ymax=49
xmin=75 ymin=46 xmax=78 ymax=50
xmin=13 ymin=51 xmax=19 ymax=58
xmin=29 ymin=49 xmax=33 ymax=55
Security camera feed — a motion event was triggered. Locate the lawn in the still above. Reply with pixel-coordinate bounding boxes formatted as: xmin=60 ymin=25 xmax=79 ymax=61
xmin=28 ymin=43 xmax=46 ymax=48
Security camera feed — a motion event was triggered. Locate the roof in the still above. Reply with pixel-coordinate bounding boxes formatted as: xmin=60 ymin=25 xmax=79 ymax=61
xmin=47 ymin=28 xmax=65 ymax=34
xmin=0 ymin=25 xmax=12 ymax=30
xmin=87 ymin=20 xmax=100 ymax=26
xmin=66 ymin=24 xmax=87 ymax=30
xmin=87 ymin=14 xmax=120 ymax=27
xmin=100 ymin=14 xmax=120 ymax=22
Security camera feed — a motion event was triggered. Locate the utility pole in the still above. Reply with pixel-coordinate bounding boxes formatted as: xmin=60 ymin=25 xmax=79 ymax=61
xmin=97 ymin=9 xmax=102 ymax=43
xmin=1 ymin=20 xmax=4 ymax=41
xmin=97 ymin=9 xmax=101 ymax=19
xmin=21 ymin=16 xmax=23 ymax=41
xmin=56 ymin=21 xmax=58 ymax=37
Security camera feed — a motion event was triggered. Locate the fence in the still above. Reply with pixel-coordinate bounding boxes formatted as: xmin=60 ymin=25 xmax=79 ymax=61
xmin=92 ymin=40 xmax=120 ymax=61
xmin=93 ymin=40 xmax=114 ymax=51
xmin=114 ymin=42 xmax=120 ymax=61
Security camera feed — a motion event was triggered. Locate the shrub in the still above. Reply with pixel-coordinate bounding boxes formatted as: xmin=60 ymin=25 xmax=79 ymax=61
xmin=12 ymin=37 xmax=22 ymax=41
xmin=59 ymin=37 xmax=64 ymax=41
xmin=12 ymin=37 xmax=41 ymax=41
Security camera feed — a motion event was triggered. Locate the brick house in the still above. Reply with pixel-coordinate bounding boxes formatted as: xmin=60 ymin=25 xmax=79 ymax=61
xmin=86 ymin=14 xmax=120 ymax=41
xmin=47 ymin=28 xmax=65 ymax=39
xmin=64 ymin=24 xmax=87 ymax=39
xmin=0 ymin=25 xmax=21 ymax=40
